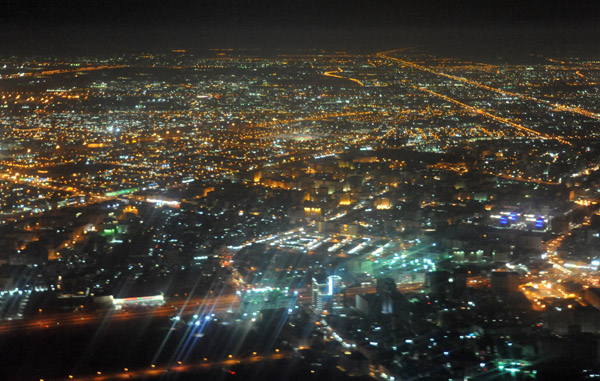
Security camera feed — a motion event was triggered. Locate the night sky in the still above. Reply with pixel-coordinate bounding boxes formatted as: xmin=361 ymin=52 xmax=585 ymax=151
xmin=1 ymin=0 xmax=600 ymax=53
xmin=3 ymin=0 xmax=600 ymax=27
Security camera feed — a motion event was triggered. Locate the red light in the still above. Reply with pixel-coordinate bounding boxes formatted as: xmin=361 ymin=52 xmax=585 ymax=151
xmin=229 ymin=370 xmax=236 ymax=375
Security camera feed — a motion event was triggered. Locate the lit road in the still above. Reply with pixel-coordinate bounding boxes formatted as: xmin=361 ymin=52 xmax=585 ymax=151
xmin=412 ymin=85 xmax=559 ymax=142
xmin=377 ymin=49 xmax=600 ymax=123
xmin=1 ymin=65 xmax=127 ymax=80
xmin=480 ymin=170 xmax=560 ymax=186
xmin=0 ymin=283 xmax=422 ymax=335
xmin=0 ymin=167 xmax=201 ymax=223
xmin=0 ymin=170 xmax=86 ymax=196
xmin=0 ymin=294 xmax=240 ymax=335
xmin=49 ymin=222 xmax=98 ymax=260
xmin=251 ymin=111 xmax=373 ymax=128
xmin=56 ymin=351 xmax=293 ymax=381
xmin=395 ymin=81 xmax=573 ymax=146
xmin=323 ymin=67 xmax=365 ymax=86
xmin=518 ymin=202 xmax=600 ymax=310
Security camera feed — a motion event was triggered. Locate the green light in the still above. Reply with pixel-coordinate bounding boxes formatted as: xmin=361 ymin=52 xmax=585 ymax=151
xmin=105 ymin=188 xmax=138 ymax=197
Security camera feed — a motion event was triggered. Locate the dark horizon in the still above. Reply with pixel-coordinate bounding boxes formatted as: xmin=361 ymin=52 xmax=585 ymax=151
xmin=2 ymin=24 xmax=600 ymax=57
xmin=4 ymin=0 xmax=600 ymax=28
xmin=2 ymin=0 xmax=600 ymax=55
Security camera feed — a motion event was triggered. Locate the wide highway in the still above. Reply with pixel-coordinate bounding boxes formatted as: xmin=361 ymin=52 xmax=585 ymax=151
xmin=0 ymin=284 xmax=424 ymax=335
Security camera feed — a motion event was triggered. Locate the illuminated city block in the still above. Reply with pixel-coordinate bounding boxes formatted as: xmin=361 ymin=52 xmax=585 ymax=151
xmin=312 ymin=275 xmax=345 ymax=312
